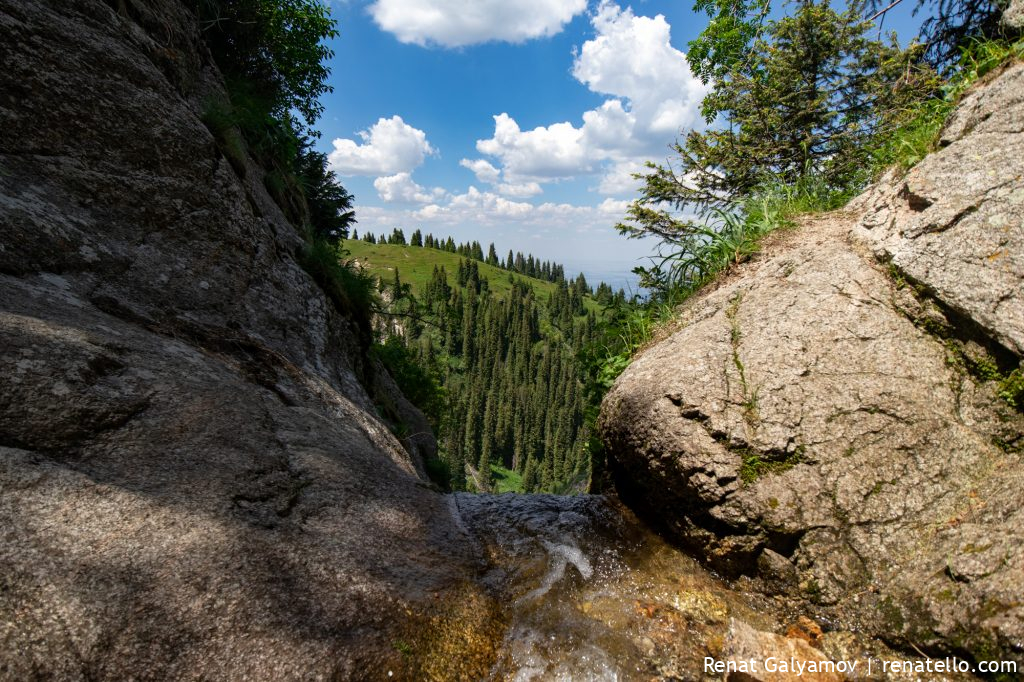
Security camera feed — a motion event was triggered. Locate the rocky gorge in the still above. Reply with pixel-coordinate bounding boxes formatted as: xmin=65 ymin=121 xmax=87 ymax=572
xmin=1 ymin=0 xmax=1022 ymax=679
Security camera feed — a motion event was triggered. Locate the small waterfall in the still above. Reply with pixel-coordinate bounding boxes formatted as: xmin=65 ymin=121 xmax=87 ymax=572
xmin=451 ymin=493 xmax=777 ymax=681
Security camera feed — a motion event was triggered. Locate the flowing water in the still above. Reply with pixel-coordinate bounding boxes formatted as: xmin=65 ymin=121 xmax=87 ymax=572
xmin=450 ymin=493 xmax=782 ymax=681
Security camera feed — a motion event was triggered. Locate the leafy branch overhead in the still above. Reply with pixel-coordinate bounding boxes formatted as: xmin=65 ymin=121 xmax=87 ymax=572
xmin=196 ymin=0 xmax=338 ymax=130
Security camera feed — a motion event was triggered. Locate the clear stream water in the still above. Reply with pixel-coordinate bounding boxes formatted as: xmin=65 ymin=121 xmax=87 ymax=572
xmin=444 ymin=494 xmax=978 ymax=681
xmin=450 ymin=493 xmax=782 ymax=681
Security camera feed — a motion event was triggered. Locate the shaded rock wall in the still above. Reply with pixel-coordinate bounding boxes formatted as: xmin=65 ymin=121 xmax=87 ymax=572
xmin=0 ymin=1 xmax=481 ymax=679
xmin=600 ymin=61 xmax=1024 ymax=663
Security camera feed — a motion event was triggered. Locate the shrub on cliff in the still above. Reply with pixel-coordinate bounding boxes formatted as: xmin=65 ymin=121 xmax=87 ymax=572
xmin=196 ymin=1 xmax=364 ymax=320
xmin=195 ymin=0 xmax=336 ymax=131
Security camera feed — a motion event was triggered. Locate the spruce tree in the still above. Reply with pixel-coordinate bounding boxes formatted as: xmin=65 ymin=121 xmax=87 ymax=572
xmin=620 ymin=0 xmax=935 ymax=244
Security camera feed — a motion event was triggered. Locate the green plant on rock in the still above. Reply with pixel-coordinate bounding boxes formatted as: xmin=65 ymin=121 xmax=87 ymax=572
xmin=998 ymin=368 xmax=1024 ymax=410
xmin=373 ymin=335 xmax=447 ymax=430
xmin=738 ymin=445 xmax=804 ymax=484
xmin=869 ymin=35 xmax=1024 ymax=173
xmin=197 ymin=2 xmax=368 ymax=323
xmin=297 ymin=237 xmax=377 ymax=335
xmin=195 ymin=0 xmax=338 ymax=132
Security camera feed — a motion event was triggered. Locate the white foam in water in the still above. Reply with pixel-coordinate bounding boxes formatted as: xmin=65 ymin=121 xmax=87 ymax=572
xmin=545 ymin=540 xmax=593 ymax=580
xmin=506 ymin=628 xmax=619 ymax=682
xmin=516 ymin=541 xmax=593 ymax=604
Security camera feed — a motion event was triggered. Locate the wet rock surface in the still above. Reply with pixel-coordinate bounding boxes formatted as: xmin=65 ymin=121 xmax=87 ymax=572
xmin=456 ymin=494 xmax=970 ymax=681
xmin=600 ymin=59 xmax=1024 ymax=668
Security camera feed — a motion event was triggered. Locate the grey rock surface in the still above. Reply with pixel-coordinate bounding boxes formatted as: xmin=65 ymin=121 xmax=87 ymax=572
xmin=850 ymin=61 xmax=1024 ymax=357
xmin=1005 ymin=0 xmax=1024 ymax=30
xmin=601 ymin=59 xmax=1024 ymax=663
xmin=0 ymin=1 xmax=485 ymax=679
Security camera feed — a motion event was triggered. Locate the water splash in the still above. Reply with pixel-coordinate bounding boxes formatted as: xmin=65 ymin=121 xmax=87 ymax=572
xmin=516 ymin=540 xmax=593 ymax=605
xmin=450 ymin=493 xmax=779 ymax=680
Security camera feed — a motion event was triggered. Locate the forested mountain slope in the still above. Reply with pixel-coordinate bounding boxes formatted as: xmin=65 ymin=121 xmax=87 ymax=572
xmin=346 ymin=239 xmax=606 ymax=493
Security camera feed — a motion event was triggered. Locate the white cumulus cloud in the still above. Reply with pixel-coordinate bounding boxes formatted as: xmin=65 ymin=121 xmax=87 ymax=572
xmin=572 ymin=1 xmax=706 ymax=137
xmin=597 ymin=197 xmax=631 ymax=215
xmin=495 ymin=181 xmax=543 ymax=198
xmin=374 ymin=172 xmax=447 ymax=204
xmin=476 ymin=114 xmax=590 ymax=181
xmin=473 ymin=1 xmax=708 ymax=195
xmin=460 ymin=157 xmax=544 ymax=197
xmin=328 ymin=116 xmax=436 ymax=176
xmin=459 ymin=158 xmax=502 ymax=184
xmin=596 ymin=159 xmax=648 ymax=195
xmin=368 ymin=0 xmax=587 ymax=47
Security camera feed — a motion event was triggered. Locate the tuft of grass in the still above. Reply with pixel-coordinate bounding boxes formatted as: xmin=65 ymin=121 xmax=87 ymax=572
xmin=593 ymin=302 xmax=673 ymax=390
xmin=871 ymin=36 xmax=1024 ymax=173
xmin=652 ymin=173 xmax=848 ymax=302
xmin=297 ymin=237 xmax=378 ymax=335
xmin=998 ymin=368 xmax=1024 ymax=411
xmin=424 ymin=454 xmax=452 ymax=491
xmin=739 ymin=445 xmax=805 ymax=484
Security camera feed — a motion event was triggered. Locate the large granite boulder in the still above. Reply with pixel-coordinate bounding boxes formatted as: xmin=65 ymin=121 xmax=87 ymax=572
xmin=0 ymin=1 xmax=491 ymax=679
xmin=600 ymin=63 xmax=1024 ymax=663
xmin=851 ymin=61 xmax=1024 ymax=357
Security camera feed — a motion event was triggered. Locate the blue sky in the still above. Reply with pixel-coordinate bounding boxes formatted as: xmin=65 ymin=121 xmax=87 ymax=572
xmin=316 ymin=0 xmax=923 ymax=284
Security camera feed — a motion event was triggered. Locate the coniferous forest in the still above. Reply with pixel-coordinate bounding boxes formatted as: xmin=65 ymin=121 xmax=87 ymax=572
xmin=349 ymin=230 xmax=627 ymax=494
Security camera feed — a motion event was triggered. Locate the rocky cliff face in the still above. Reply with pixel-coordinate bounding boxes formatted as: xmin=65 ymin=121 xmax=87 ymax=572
xmin=0 ymin=1 xmax=492 ymax=678
xmin=600 ymin=60 xmax=1024 ymax=663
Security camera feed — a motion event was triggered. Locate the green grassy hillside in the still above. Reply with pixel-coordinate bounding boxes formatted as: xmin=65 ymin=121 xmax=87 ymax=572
xmin=342 ymin=240 xmax=599 ymax=313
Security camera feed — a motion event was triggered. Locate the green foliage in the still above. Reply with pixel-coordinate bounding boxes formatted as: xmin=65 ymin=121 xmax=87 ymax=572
xmin=999 ymin=368 xmax=1024 ymax=410
xmin=870 ymin=0 xmax=1011 ymax=69
xmin=296 ymin=138 xmax=356 ymax=241
xmin=869 ymin=36 xmax=1024 ymax=172
xmin=195 ymin=0 xmax=337 ymax=131
xmin=199 ymin=98 xmax=251 ymax=175
xmin=589 ymin=303 xmax=667 ymax=391
xmin=358 ymin=240 xmax=598 ymax=494
xmin=373 ymin=336 xmax=447 ymax=429
xmin=688 ymin=0 xmax=773 ymax=111
xmin=296 ymin=237 xmax=377 ymax=334
xmin=662 ymin=0 xmax=937 ymax=214
xmin=615 ymin=1 xmax=938 ymax=323
xmin=423 ymin=455 xmax=452 ymax=491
